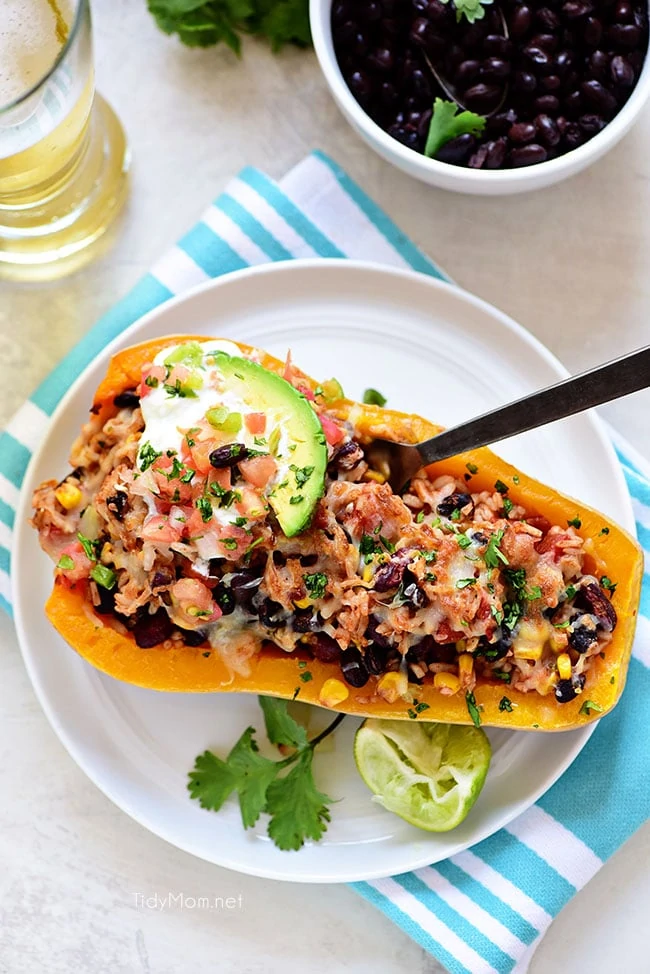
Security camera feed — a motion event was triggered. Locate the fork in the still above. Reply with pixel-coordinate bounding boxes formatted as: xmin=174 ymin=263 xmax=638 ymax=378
xmin=367 ymin=344 xmax=650 ymax=493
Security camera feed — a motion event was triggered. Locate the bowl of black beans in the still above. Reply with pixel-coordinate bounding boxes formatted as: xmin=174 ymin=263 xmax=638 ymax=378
xmin=310 ymin=0 xmax=650 ymax=193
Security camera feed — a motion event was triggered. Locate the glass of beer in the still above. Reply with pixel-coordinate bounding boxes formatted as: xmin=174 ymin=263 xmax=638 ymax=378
xmin=0 ymin=0 xmax=129 ymax=281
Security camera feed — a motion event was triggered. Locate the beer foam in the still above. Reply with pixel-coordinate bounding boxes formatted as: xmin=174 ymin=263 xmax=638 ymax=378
xmin=0 ymin=0 xmax=74 ymax=109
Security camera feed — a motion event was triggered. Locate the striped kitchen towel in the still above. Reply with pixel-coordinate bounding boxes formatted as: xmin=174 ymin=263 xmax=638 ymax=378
xmin=1 ymin=150 xmax=649 ymax=974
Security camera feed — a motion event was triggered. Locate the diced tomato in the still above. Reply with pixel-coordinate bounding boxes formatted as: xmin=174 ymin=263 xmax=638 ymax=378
xmin=151 ymin=457 xmax=194 ymax=505
xmin=142 ymin=515 xmax=183 ymax=544
xmin=320 ymin=414 xmax=345 ymax=446
xmin=188 ymin=438 xmax=215 ymax=476
xmin=139 ymin=364 xmax=166 ymax=399
xmin=171 ymin=578 xmax=222 ymax=627
xmin=206 ymin=467 xmax=232 ymax=493
xmin=235 ymin=486 xmax=267 ymax=519
xmin=239 ymin=455 xmax=277 ymax=489
xmin=245 ymin=412 xmax=266 ymax=435
xmin=56 ymin=541 xmax=93 ymax=584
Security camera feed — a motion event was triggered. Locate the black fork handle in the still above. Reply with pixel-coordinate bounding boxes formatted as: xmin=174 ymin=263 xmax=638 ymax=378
xmin=417 ymin=344 xmax=650 ymax=466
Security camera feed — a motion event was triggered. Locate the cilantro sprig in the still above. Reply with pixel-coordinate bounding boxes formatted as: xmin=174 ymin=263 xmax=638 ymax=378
xmin=147 ymin=0 xmax=311 ymax=56
xmin=188 ymin=697 xmax=344 ymax=851
xmin=442 ymin=0 xmax=494 ymax=22
xmin=425 ymin=98 xmax=486 ymax=158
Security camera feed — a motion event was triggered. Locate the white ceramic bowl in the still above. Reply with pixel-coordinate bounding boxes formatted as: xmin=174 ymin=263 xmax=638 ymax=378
xmin=310 ymin=0 xmax=650 ymax=195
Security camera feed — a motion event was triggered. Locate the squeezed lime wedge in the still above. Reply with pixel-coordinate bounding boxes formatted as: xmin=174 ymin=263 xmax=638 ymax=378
xmin=354 ymin=718 xmax=491 ymax=832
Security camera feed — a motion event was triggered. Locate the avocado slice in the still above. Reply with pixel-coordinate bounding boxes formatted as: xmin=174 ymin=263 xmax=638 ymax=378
xmin=214 ymin=353 xmax=328 ymax=537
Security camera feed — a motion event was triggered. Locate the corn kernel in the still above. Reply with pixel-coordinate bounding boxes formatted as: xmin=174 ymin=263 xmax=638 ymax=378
xmin=458 ymin=654 xmax=474 ymax=679
xmin=319 ymin=678 xmax=349 ymax=708
xmin=55 ymin=483 xmax=82 ymax=510
xmin=364 ymin=469 xmax=386 ymax=485
xmin=294 ymin=597 xmax=312 ymax=610
xmin=557 ymin=653 xmax=572 ymax=681
xmin=434 ymin=672 xmax=461 ymax=694
xmin=513 ymin=620 xmax=546 ymax=661
xmin=514 ymin=643 xmax=544 ymax=661
xmin=377 ymin=671 xmax=408 ymax=703
xmin=362 ymin=562 xmax=374 ymax=583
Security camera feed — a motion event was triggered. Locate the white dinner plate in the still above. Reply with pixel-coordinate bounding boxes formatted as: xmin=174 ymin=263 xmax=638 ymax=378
xmin=13 ymin=260 xmax=634 ymax=883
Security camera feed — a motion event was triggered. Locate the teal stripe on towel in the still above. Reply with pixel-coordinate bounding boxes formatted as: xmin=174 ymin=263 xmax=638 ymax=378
xmin=239 ymin=167 xmax=345 ymax=258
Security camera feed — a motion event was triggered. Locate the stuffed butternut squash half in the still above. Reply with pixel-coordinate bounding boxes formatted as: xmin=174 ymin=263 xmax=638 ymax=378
xmin=32 ymin=336 xmax=642 ymax=731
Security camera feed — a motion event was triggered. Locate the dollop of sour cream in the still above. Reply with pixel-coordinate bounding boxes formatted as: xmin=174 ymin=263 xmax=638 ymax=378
xmin=137 ymin=339 xmax=292 ymax=487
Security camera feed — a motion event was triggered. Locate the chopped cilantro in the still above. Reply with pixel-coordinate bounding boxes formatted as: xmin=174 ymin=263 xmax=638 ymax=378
xmin=77 ymin=531 xmax=100 ymax=561
xmin=57 ymin=554 xmax=74 ymax=570
xmin=90 ymin=564 xmax=117 ymax=590
xmin=494 ymin=479 xmax=509 ymax=495
xmin=362 ymin=388 xmax=387 ymax=407
xmin=579 ymin=699 xmax=604 ymax=716
xmin=289 ymin=495 xmax=304 ymax=505
xmin=290 ymin=464 xmax=315 ymax=488
xmin=181 ymin=468 xmax=196 ymax=484
xmin=144 ymin=375 xmax=159 ymax=388
xmin=299 ymin=671 xmax=313 ymax=683
xmin=233 ymin=516 xmax=248 ymax=528
xmin=421 ymin=550 xmax=437 ymax=563
xmin=424 ymin=573 xmax=437 ymax=583
xmin=415 ymin=510 xmax=425 ymax=524
xmin=457 ymin=533 xmax=472 ymax=550
xmin=502 ymin=497 xmax=514 ymax=517
xmin=567 ymin=516 xmax=582 ymax=529
xmin=466 ymin=462 xmax=479 ymax=475
xmin=139 ymin=442 xmax=162 ymax=472
xmin=554 ymin=620 xmax=571 ymax=629
xmin=513 ymin=474 xmax=520 ymax=484
xmin=303 ymin=572 xmax=328 ymax=600
xmin=415 ymin=702 xmax=430 ymax=713
xmin=196 ymin=497 xmax=213 ymax=523
xmin=601 ymin=576 xmax=617 ymax=595
xmin=565 ymin=584 xmax=577 ymax=600
xmin=450 ymin=509 xmax=462 ymax=522
xmin=492 ymin=669 xmax=511 ymax=683
xmin=466 ymin=691 xmax=481 ymax=728
xmin=499 ymin=696 xmax=513 ymax=713
xmin=599 ymin=527 xmax=610 ymax=536
xmin=407 ymin=709 xmax=418 ymax=720
xmin=456 ymin=578 xmax=477 ymax=589
xmin=221 ymin=538 xmax=238 ymax=550
xmin=484 ymin=529 xmax=508 ymax=569
xmin=163 ymin=378 xmax=198 ymax=399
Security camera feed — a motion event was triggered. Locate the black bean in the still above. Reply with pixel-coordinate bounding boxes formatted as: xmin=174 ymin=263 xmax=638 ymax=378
xmin=485 ymin=137 xmax=508 ymax=168
xmin=94 ymin=584 xmax=116 ymax=615
xmin=475 ymin=633 xmax=511 ymax=661
xmin=482 ymin=57 xmax=511 ymax=82
xmin=483 ymin=34 xmax=512 ymax=57
xmin=469 ymin=144 xmax=490 ymax=168
xmin=435 ymin=133 xmax=477 ymax=163
xmin=213 ymin=583 xmax=235 ymax=616
xmin=365 ymin=614 xmax=393 ymax=649
xmin=588 ymin=50 xmax=610 ymax=80
xmin=610 ymin=54 xmax=635 ymax=86
xmin=510 ymin=5 xmax=533 ymax=38
xmin=523 ymin=45 xmax=553 ymax=69
xmin=574 ymin=582 xmax=617 ymax=630
xmin=374 ymin=551 xmax=411 ymax=592
xmin=292 ymin=608 xmax=321 ymax=633
xmin=509 ymin=144 xmax=549 ymax=166
xmin=209 ymin=443 xmax=249 ymax=468
xmin=134 ymin=608 xmax=173 ymax=648
xmin=436 ymin=491 xmax=474 ymax=518
xmin=113 ymin=390 xmax=140 ymax=409
xmin=536 ymin=113 xmax=561 ymax=146
xmin=311 ymin=632 xmax=342 ymax=663
xmin=562 ymin=1 xmax=594 ymax=20
xmin=509 ymin=121 xmax=538 ymax=143
xmin=333 ymin=440 xmax=364 ymax=471
xmin=258 ymin=598 xmax=285 ymax=629
xmin=534 ymin=94 xmax=560 ymax=113
xmin=555 ymin=673 xmax=586 ymax=703
xmin=579 ymin=113 xmax=606 ymax=134
xmin=463 ymin=82 xmax=503 ymax=113
xmin=106 ymin=492 xmax=128 ymax=520
xmin=513 ymin=69 xmax=537 ymax=93
xmin=541 ymin=74 xmax=561 ymax=91
xmin=607 ymin=23 xmax=642 ymax=48
xmin=583 ymin=16 xmax=603 ymax=46
xmin=151 ymin=569 xmax=174 ymax=589
xmin=348 ymin=69 xmax=374 ymax=101
xmin=616 ymin=0 xmax=634 ymax=22
xmin=487 ymin=108 xmax=519 ymax=134
xmin=364 ymin=642 xmax=388 ymax=675
xmin=537 ymin=7 xmax=561 ymax=30
xmin=400 ymin=569 xmax=430 ymax=610
xmin=568 ymin=621 xmax=598 ymax=653
xmin=455 ymin=58 xmax=481 ymax=86
xmin=178 ymin=627 xmax=208 ymax=647
xmin=340 ymin=646 xmax=370 ymax=687
xmin=581 ymin=79 xmax=618 ymax=117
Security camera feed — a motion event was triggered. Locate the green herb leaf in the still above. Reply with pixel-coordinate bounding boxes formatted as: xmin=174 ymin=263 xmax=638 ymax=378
xmin=494 ymin=479 xmax=509 ymax=495
xmin=498 ymin=696 xmax=513 ymax=713
xmin=466 ymin=691 xmax=481 ymax=728
xmin=259 ymin=697 xmax=308 ymax=750
xmin=56 ymin=554 xmax=74 ymax=571
xmin=567 ymin=516 xmax=582 ymax=529
xmin=424 ymin=97 xmax=486 ymax=158
xmin=600 ymin=576 xmax=618 ymax=595
xmin=221 ymin=538 xmax=238 ymax=550
xmin=266 ymin=749 xmax=332 ymax=851
xmin=415 ymin=510 xmax=425 ymax=523
xmin=466 ymin=462 xmax=479 ymax=475
xmin=444 ymin=0 xmax=494 ymax=24
xmin=484 ymin=528 xmax=508 ymax=568
xmin=187 ymin=749 xmax=240 ymax=813
xmin=599 ymin=527 xmax=610 ymax=536
xmin=362 ymin=388 xmax=387 ymax=407
xmin=492 ymin=669 xmax=511 ymax=683
xmin=196 ymin=496 xmax=213 ymax=522
xmin=77 ymin=531 xmax=100 ymax=561
xmin=579 ymin=699 xmax=604 ymax=716
xmin=456 ymin=577 xmax=477 ymax=589
xmin=139 ymin=441 xmax=162 ymax=471
xmin=303 ymin=572 xmax=328 ymax=600
xmin=90 ymin=564 xmax=117 ymax=590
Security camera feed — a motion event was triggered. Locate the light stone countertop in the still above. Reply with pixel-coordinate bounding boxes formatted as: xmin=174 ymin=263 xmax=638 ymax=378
xmin=2 ymin=2 xmax=650 ymax=972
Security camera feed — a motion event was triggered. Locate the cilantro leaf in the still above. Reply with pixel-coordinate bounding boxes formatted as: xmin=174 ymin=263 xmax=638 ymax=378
xmin=303 ymin=571 xmax=328 ymax=600
xmin=266 ymin=749 xmax=332 ymax=851
xmin=147 ymin=0 xmax=310 ymax=55
xmin=424 ymin=98 xmax=486 ymax=158
xmin=363 ymin=388 xmax=387 ymax=407
xmin=227 ymin=727 xmax=279 ymax=829
xmin=442 ymin=0 xmax=494 ymax=23
xmin=188 ymin=749 xmax=239 ymax=812
xmin=259 ymin=697 xmax=308 ymax=750
xmin=466 ymin=691 xmax=481 ymax=728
